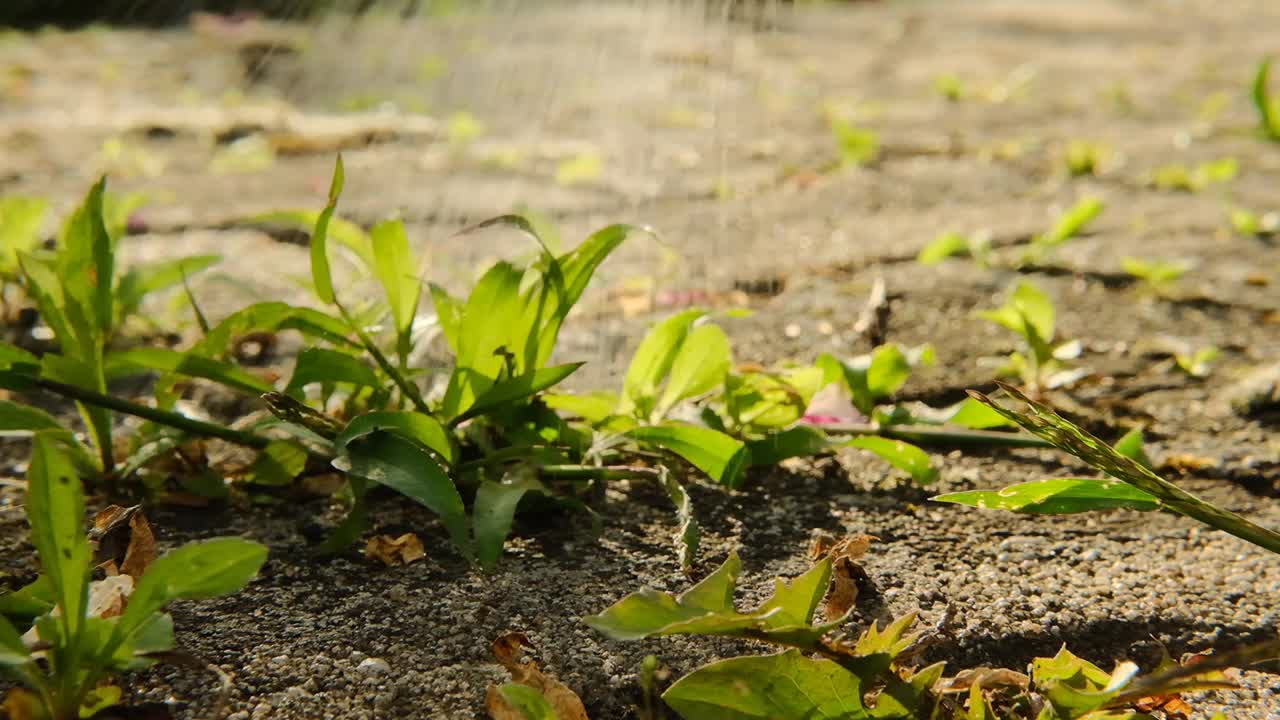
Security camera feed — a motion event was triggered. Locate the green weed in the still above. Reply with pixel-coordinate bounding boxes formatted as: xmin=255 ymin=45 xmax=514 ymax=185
xmin=0 ymin=434 xmax=266 ymax=720
xmin=1253 ymin=56 xmax=1280 ymax=141
xmin=586 ymin=552 xmax=1261 ymax=719
xmin=1121 ymin=257 xmax=1190 ymax=297
xmin=1148 ymin=157 xmax=1237 ymax=192
xmin=976 ymin=281 xmax=1084 ymax=393
xmin=937 ymin=383 xmax=1280 ymax=555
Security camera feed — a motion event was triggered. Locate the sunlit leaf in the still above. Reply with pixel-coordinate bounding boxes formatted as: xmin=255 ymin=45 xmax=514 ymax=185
xmin=847 ymin=437 xmax=937 ymax=484
xmin=107 ymin=347 xmax=272 ymax=395
xmin=619 ymin=309 xmax=705 ymax=417
xmin=335 ymin=411 xmax=455 ymax=464
xmin=654 ymin=323 xmax=732 ymax=419
xmin=342 ymin=431 xmax=471 ymax=558
xmin=310 ymin=155 xmax=345 ymax=304
xmin=663 ymin=650 xmax=871 ymax=720
xmin=370 ymin=220 xmax=420 ymax=336
xmin=629 ymin=423 xmax=748 ymax=488
xmin=284 ymin=347 xmax=381 ymax=396
xmin=455 ymin=363 xmax=583 ymax=424
xmin=934 ymin=478 xmax=1160 ymax=514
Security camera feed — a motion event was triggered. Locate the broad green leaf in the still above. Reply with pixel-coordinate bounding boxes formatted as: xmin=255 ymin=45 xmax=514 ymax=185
xmin=629 ymin=424 xmax=748 ymax=488
xmin=343 ymin=431 xmax=471 ymax=557
xmin=979 ymin=281 xmax=1055 ymax=352
xmin=115 ymin=254 xmax=220 ymax=320
xmin=917 ymin=232 xmax=970 ymax=265
xmin=746 ymin=426 xmax=834 ymax=467
xmin=946 ymin=398 xmax=1017 ymax=429
xmin=585 ymin=553 xmax=747 ymax=641
xmin=335 ymin=411 xmax=455 ymax=464
xmin=79 ymin=685 xmax=123 ymax=717
xmin=455 ymin=362 xmax=584 ymax=424
xmin=866 ymin=344 xmax=912 ymax=398
xmin=654 ymin=324 xmax=731 ymax=419
xmin=495 ymin=684 xmax=558 ymax=720
xmin=107 ymin=347 xmax=272 ymax=395
xmin=0 ymin=195 xmax=47 ymax=274
xmin=663 ymin=649 xmax=871 ymax=720
xmin=0 ymin=575 xmax=55 ymax=619
xmin=285 ymin=347 xmax=382 ymax=396
xmin=0 ymin=400 xmax=65 ymax=433
xmin=933 ymin=478 xmax=1161 ymax=515
xmin=543 ymin=391 xmax=621 ymax=424
xmin=442 ymin=261 xmax=524 ymax=419
xmin=26 ymin=432 xmax=91 ymax=644
xmin=370 ymin=220 xmax=420 ymax=335
xmin=114 ymin=538 xmax=267 ymax=650
xmin=473 ymin=472 xmax=549 ymax=569
xmin=757 ymin=559 xmax=834 ymax=628
xmin=972 ymin=384 xmax=1280 ymax=554
xmin=619 ymin=309 xmax=705 ymax=416
xmin=429 ymin=283 xmax=463 ymax=354
xmin=0 ymin=613 xmax=33 ymax=669
xmin=1031 ymin=647 xmax=1118 ymax=717
xmin=586 ymin=552 xmax=842 ymax=650
xmin=60 ymin=177 xmax=114 ymax=336
xmin=0 ymin=342 xmax=37 ymax=370
xmin=847 ymin=437 xmax=937 ymax=484
xmin=310 ymin=155 xmax=345 ymax=304
xmin=244 ymin=441 xmax=309 ymax=486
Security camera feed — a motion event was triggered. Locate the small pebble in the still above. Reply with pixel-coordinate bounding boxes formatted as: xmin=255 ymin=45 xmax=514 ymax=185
xmin=358 ymin=657 xmax=391 ymax=674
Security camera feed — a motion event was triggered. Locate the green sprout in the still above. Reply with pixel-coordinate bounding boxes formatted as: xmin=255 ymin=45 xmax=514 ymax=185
xmin=1253 ymin=56 xmax=1280 ymax=141
xmin=1228 ymin=206 xmax=1278 ymax=237
xmin=938 ymin=383 xmax=1280 ymax=555
xmin=977 ymin=281 xmax=1083 ymax=392
xmin=1174 ymin=346 xmax=1220 ymax=378
xmin=1148 ymin=157 xmax=1237 ymax=192
xmin=586 ymin=551 xmax=1265 ymax=719
xmin=1121 ymin=257 xmax=1190 ymax=298
xmin=933 ymin=73 xmax=966 ymax=101
xmin=1063 ymin=140 xmax=1110 ymax=177
xmin=0 ymin=433 xmax=267 ymax=720
xmin=1022 ymin=196 xmax=1104 ymax=265
xmin=828 ymin=115 xmax=880 ymax=167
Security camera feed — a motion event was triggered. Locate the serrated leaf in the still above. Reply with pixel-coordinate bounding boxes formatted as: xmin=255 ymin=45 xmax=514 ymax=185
xmin=933 ymin=478 xmax=1160 ymax=514
xmin=847 ymin=436 xmax=937 ymax=484
xmin=584 ymin=553 xmax=744 ymax=641
xmin=663 ymin=649 xmax=871 ymax=720
xmin=629 ymin=423 xmax=748 ymax=488
xmin=343 ymin=431 xmax=471 ymax=558
xmin=661 ymin=468 xmax=700 ymax=574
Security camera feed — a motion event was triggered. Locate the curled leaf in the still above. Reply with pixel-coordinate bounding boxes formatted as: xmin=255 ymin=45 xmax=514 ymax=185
xmin=364 ymin=533 xmax=425 ymax=567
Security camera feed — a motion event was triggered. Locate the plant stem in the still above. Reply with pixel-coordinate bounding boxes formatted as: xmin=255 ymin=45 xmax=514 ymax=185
xmin=337 ymin=302 xmax=432 ymax=416
xmin=818 ymin=423 xmax=1051 ymax=449
xmin=539 ymin=464 xmax=663 ymax=481
xmin=26 ymin=376 xmax=287 ymax=453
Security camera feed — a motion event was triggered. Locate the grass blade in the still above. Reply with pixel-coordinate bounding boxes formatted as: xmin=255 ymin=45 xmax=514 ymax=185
xmin=972 ymin=382 xmax=1280 ymax=554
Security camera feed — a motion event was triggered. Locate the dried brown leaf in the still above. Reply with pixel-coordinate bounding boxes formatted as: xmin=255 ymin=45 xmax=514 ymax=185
xmin=937 ymin=667 xmax=1031 ymax=693
xmin=90 ymin=505 xmax=158 ymax=578
xmin=486 ymin=632 xmax=589 ymax=720
xmin=364 ymin=534 xmax=426 ymax=567
xmin=825 ymin=556 xmax=864 ymax=622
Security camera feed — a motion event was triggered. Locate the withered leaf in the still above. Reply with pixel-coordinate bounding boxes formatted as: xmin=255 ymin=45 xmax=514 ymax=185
xmin=825 ymin=556 xmax=867 ymax=622
xmin=486 ymin=632 xmax=589 ymax=720
xmin=937 ymin=667 xmax=1031 ymax=693
xmin=90 ymin=505 xmax=159 ymax=578
xmin=364 ymin=534 xmax=426 ymax=566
